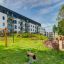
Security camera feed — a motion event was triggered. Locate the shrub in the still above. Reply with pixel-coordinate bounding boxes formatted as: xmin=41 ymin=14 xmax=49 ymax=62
xmin=21 ymin=33 xmax=29 ymax=38
xmin=17 ymin=33 xmax=48 ymax=40
xmin=52 ymin=42 xmax=59 ymax=50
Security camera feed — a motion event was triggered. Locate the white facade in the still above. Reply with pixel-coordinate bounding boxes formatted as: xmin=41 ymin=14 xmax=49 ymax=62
xmin=0 ymin=12 xmax=41 ymax=33
xmin=0 ymin=12 xmax=7 ymax=30
xmin=40 ymin=27 xmax=46 ymax=35
xmin=45 ymin=32 xmax=54 ymax=39
xmin=29 ymin=23 xmax=36 ymax=33
xmin=21 ymin=20 xmax=25 ymax=32
xmin=14 ymin=18 xmax=21 ymax=33
xmin=0 ymin=5 xmax=42 ymax=34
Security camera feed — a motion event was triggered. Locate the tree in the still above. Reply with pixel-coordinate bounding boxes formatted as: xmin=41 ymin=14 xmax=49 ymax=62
xmin=57 ymin=5 xmax=64 ymax=35
xmin=58 ymin=19 xmax=64 ymax=35
xmin=53 ymin=25 xmax=57 ymax=37
xmin=58 ymin=5 xmax=64 ymax=21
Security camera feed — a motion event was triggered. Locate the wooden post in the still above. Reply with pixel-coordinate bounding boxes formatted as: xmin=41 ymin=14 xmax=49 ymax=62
xmin=9 ymin=17 xmax=14 ymax=43
xmin=13 ymin=30 xmax=14 ymax=43
xmin=4 ymin=28 xmax=7 ymax=47
xmin=12 ymin=22 xmax=14 ymax=43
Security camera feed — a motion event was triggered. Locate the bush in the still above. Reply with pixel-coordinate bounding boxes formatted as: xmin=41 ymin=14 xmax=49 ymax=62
xmin=21 ymin=33 xmax=30 ymax=38
xmin=52 ymin=42 xmax=59 ymax=50
xmin=30 ymin=34 xmax=48 ymax=40
xmin=16 ymin=33 xmax=48 ymax=40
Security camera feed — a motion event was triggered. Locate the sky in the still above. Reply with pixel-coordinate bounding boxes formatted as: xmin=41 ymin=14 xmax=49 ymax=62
xmin=0 ymin=0 xmax=64 ymax=32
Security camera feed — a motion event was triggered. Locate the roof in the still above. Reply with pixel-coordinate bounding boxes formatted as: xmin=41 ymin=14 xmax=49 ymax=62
xmin=0 ymin=5 xmax=41 ymax=26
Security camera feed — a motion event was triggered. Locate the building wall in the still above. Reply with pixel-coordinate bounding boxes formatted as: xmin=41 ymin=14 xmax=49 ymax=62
xmin=40 ymin=27 xmax=46 ymax=35
xmin=22 ymin=21 xmax=25 ymax=32
xmin=45 ymin=32 xmax=54 ymax=39
xmin=20 ymin=19 xmax=26 ymax=33
xmin=0 ymin=12 xmax=41 ymax=34
xmin=0 ymin=5 xmax=41 ymax=34
xmin=0 ymin=12 xmax=7 ymax=29
xmin=14 ymin=18 xmax=21 ymax=33
xmin=29 ymin=23 xmax=36 ymax=33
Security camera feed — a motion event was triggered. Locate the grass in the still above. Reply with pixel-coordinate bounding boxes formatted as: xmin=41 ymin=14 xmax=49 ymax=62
xmin=0 ymin=36 xmax=64 ymax=64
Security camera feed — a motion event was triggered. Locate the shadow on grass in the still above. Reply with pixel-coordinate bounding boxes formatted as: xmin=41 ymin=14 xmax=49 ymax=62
xmin=0 ymin=45 xmax=64 ymax=64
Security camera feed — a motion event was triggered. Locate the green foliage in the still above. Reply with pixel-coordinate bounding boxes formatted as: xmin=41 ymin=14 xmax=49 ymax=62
xmin=58 ymin=5 xmax=64 ymax=20
xmin=57 ymin=5 xmax=64 ymax=35
xmin=21 ymin=33 xmax=30 ymax=38
xmin=19 ymin=33 xmax=48 ymax=40
xmin=0 ymin=38 xmax=64 ymax=64
xmin=58 ymin=19 xmax=64 ymax=35
xmin=53 ymin=24 xmax=57 ymax=33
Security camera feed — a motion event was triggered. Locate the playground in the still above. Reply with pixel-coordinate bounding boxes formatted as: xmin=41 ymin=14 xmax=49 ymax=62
xmin=0 ymin=26 xmax=63 ymax=64
xmin=0 ymin=35 xmax=64 ymax=64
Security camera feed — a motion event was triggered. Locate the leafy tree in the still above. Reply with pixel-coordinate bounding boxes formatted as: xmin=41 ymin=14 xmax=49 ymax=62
xmin=53 ymin=25 xmax=57 ymax=36
xmin=58 ymin=19 xmax=64 ymax=35
xmin=57 ymin=5 xmax=64 ymax=35
xmin=58 ymin=5 xmax=64 ymax=21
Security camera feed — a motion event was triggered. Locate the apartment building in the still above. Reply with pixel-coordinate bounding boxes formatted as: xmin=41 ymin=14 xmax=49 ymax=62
xmin=0 ymin=12 xmax=7 ymax=29
xmin=40 ymin=27 xmax=46 ymax=35
xmin=0 ymin=5 xmax=42 ymax=33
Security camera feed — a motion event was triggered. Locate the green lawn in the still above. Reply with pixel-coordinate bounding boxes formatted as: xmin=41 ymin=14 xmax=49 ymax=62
xmin=0 ymin=37 xmax=64 ymax=64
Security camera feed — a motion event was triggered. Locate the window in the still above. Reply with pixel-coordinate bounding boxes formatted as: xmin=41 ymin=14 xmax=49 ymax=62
xmin=13 ymin=20 xmax=17 ymax=24
xmin=33 ymin=29 xmax=34 ymax=31
xmin=31 ymin=25 xmax=32 ymax=27
xmin=35 ymin=30 xmax=36 ymax=32
xmin=3 ymin=23 xmax=5 ymax=26
xmin=33 ymin=26 xmax=34 ymax=28
xmin=3 ymin=10 xmax=5 ymax=13
xmin=3 ymin=16 xmax=5 ymax=20
xmin=31 ymin=29 xmax=32 ymax=31
xmin=15 ymin=25 xmax=17 ymax=29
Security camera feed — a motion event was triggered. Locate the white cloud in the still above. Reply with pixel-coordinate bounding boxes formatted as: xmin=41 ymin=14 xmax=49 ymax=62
xmin=0 ymin=0 xmax=5 ymax=4
xmin=30 ymin=0 xmax=61 ymax=9
xmin=34 ymin=0 xmax=63 ymax=16
xmin=1 ymin=0 xmax=62 ymax=10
